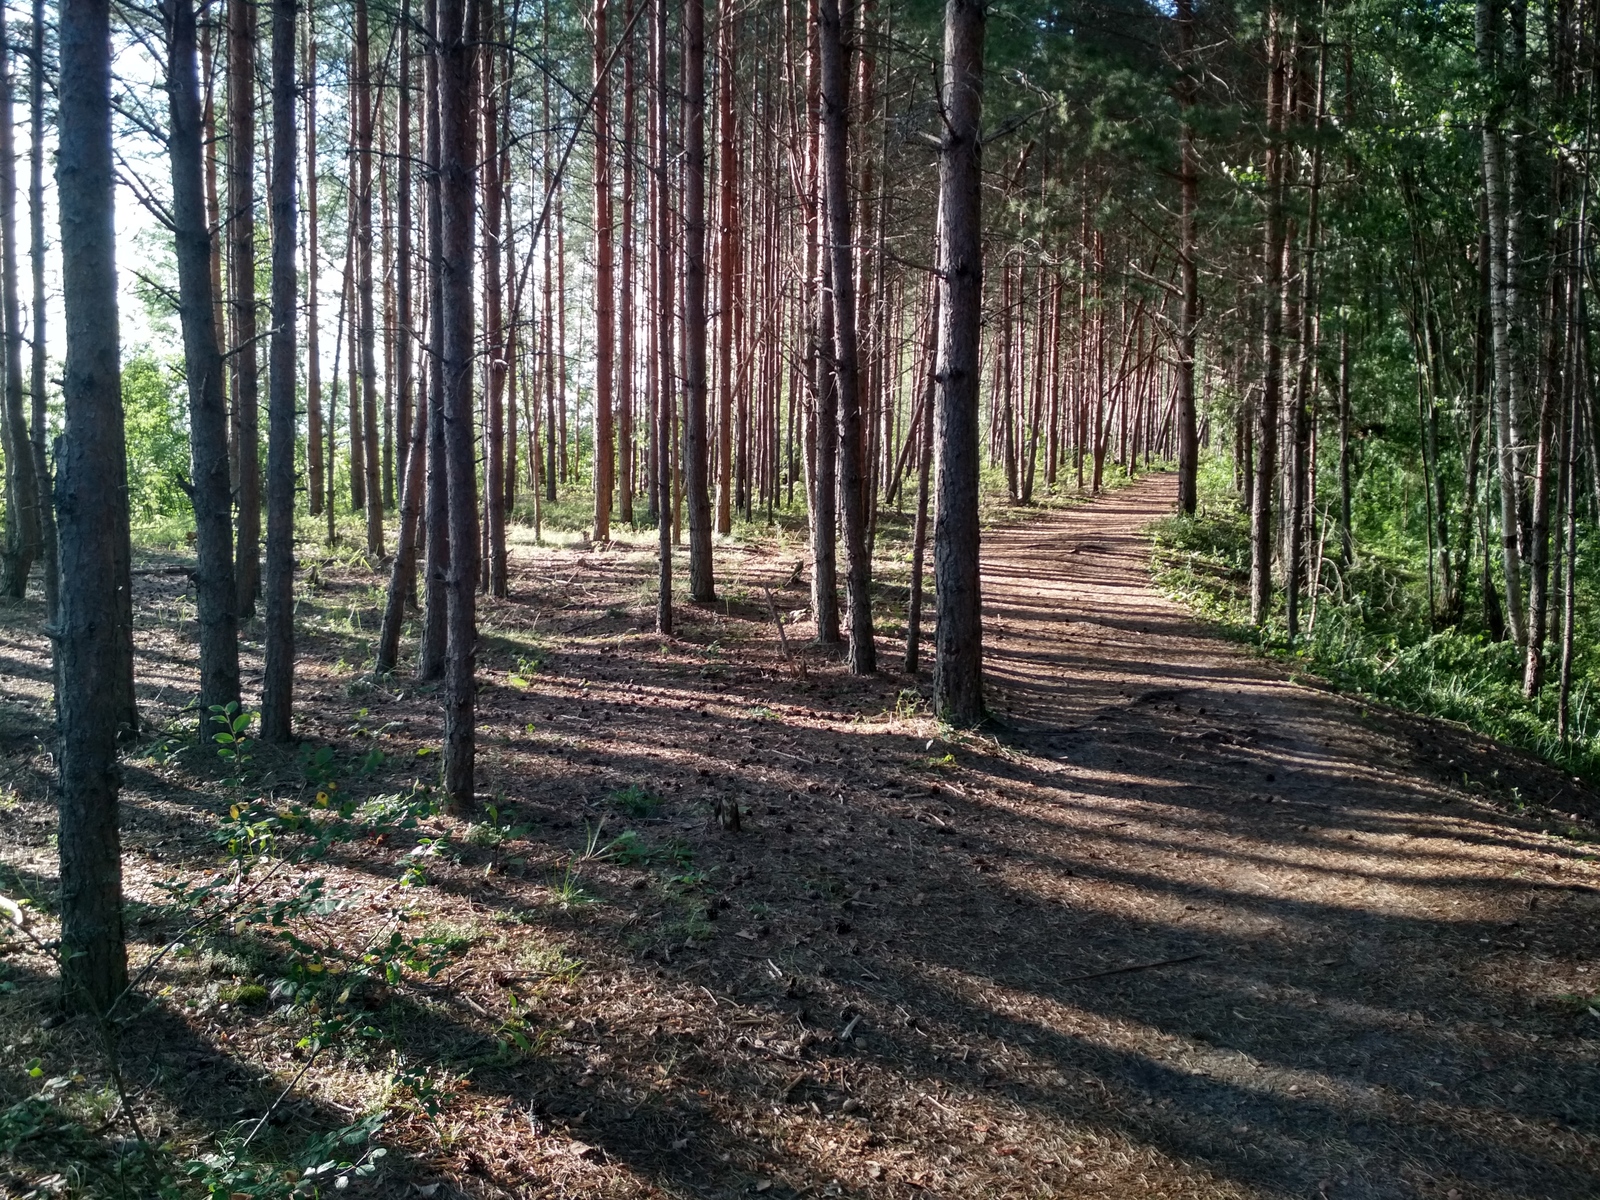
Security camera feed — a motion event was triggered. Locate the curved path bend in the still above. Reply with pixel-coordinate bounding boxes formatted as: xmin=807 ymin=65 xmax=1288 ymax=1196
xmin=931 ymin=472 xmax=1600 ymax=1198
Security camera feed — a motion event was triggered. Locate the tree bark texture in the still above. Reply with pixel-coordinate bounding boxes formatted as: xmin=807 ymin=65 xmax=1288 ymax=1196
xmin=932 ymin=0 xmax=985 ymax=724
xmin=355 ymin=0 xmax=384 ymax=558
xmin=1249 ymin=8 xmax=1286 ymax=628
xmin=228 ymin=0 xmax=261 ymax=616
xmin=0 ymin=2 xmax=36 ymax=601
xmin=28 ymin=0 xmax=55 ymax=621
xmin=418 ymin=0 xmax=448 ymax=680
xmin=439 ymin=0 xmax=480 ymax=812
xmin=261 ymin=0 xmax=298 ymax=740
xmin=56 ymin=0 xmax=130 ymax=1014
xmin=592 ymin=0 xmax=615 ymax=543
xmin=1175 ymin=0 xmax=1199 ymax=516
xmin=653 ymin=0 xmax=674 ymax=634
xmin=818 ymin=0 xmax=874 ymax=673
xmin=166 ymin=0 xmax=241 ymax=719
xmin=683 ymin=0 xmax=714 ymax=601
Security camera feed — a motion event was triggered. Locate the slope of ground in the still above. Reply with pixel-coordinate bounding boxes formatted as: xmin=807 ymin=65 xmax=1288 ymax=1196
xmin=1 ymin=474 xmax=1597 ymax=1199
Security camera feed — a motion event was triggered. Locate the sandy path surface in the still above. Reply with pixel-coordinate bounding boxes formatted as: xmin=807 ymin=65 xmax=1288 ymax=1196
xmin=944 ymin=472 xmax=1600 ymax=1197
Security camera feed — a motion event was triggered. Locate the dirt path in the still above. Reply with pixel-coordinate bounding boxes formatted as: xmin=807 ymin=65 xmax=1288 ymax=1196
xmin=951 ymin=473 xmax=1600 ymax=1198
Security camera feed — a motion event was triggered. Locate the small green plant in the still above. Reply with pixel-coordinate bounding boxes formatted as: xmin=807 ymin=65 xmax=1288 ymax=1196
xmin=209 ymin=701 xmax=255 ymax=782
xmin=658 ymin=836 xmax=694 ymax=868
xmin=384 ymin=1056 xmax=468 ymax=1126
xmin=549 ymin=861 xmax=594 ymax=910
xmin=495 ymin=991 xmax=556 ymax=1059
xmin=1555 ymin=993 xmax=1600 ymax=1016
xmin=601 ymin=829 xmax=650 ymax=865
xmin=349 ymin=787 xmax=441 ymax=831
xmin=508 ymin=652 xmax=545 ymax=688
xmin=577 ymin=817 xmax=613 ymax=862
xmin=519 ymin=941 xmax=584 ymax=982
xmin=219 ymin=982 xmax=270 ymax=1006
xmin=894 ymin=689 xmax=927 ymax=720
xmin=610 ymin=783 xmax=661 ymax=817
xmin=298 ymin=744 xmax=338 ymax=789
xmin=466 ymin=802 xmax=531 ymax=848
xmin=182 ymin=1114 xmax=388 ymax=1199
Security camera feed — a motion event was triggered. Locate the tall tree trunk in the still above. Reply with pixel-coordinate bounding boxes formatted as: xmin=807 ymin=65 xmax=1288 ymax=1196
xmin=165 ymin=0 xmax=241 ymax=719
xmin=803 ymin=0 xmax=838 ymax=644
xmin=682 ymin=0 xmax=714 ymax=600
xmin=813 ymin=254 xmax=840 ymax=643
xmin=619 ymin=0 xmax=636 ymax=524
xmin=1285 ymin=38 xmax=1325 ymax=645
xmin=355 ymin=0 xmax=384 ymax=557
xmin=905 ymin=271 xmax=939 ymax=674
xmin=380 ymin=103 xmax=395 ymax=513
xmin=542 ymin=8 xmax=558 ymax=506
xmin=932 ymin=0 xmax=984 ymax=724
xmin=556 ymin=192 xmax=568 ymax=481
xmin=229 ymin=0 xmax=261 ymax=616
xmin=1478 ymin=0 xmax=1526 ymax=644
xmin=1174 ymin=0 xmax=1199 ymax=515
xmin=1249 ymin=7 xmax=1287 ymax=628
xmin=440 ymin=0 xmax=479 ymax=813
xmin=202 ymin=19 xmax=228 ymax=487
xmin=715 ymin=2 xmax=735 ymax=536
xmin=418 ymin=0 xmax=448 ymax=680
xmin=346 ymin=146 xmax=366 ymax=516
xmin=592 ymin=0 xmax=615 ymax=542
xmin=396 ymin=2 xmax=414 ymax=512
xmin=483 ymin=5 xmax=507 ymax=592
xmin=1524 ymin=228 xmax=1571 ymax=697
xmin=56 ymin=0 xmax=129 ymax=1014
xmin=1337 ymin=323 xmax=1353 ymax=565
xmin=261 ymin=0 xmax=298 ymax=741
xmin=1556 ymin=286 xmax=1583 ymax=735
xmin=818 ymin=0 xmax=874 ymax=673
xmin=0 ymin=3 xmax=38 ymax=600
xmin=304 ymin=16 xmax=323 ymax=517
xmin=28 ymin=0 xmax=55 ymax=621
xmin=653 ymin=0 xmax=674 ymax=634
xmin=378 ymin=387 xmax=429 ymax=672
xmin=501 ymin=76 xmax=516 ymax=522
xmin=325 ymin=225 xmax=349 ymax=540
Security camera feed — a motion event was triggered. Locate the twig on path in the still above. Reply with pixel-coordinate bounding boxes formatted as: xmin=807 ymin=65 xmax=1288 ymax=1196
xmin=763 ymin=586 xmax=805 ymax=679
xmin=762 ymin=586 xmax=792 ymax=660
xmin=1058 ymin=953 xmax=1204 ymax=984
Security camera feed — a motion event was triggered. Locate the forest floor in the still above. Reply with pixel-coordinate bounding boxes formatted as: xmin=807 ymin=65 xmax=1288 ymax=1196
xmin=3 ymin=474 xmax=1600 ymax=1199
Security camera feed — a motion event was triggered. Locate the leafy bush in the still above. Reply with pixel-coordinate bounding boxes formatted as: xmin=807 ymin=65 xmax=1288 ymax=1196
xmin=122 ymin=354 xmax=194 ymax=528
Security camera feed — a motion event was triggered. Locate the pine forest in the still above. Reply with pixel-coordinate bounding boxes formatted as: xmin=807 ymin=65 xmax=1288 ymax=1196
xmin=2 ymin=0 xmax=1600 ymax=1194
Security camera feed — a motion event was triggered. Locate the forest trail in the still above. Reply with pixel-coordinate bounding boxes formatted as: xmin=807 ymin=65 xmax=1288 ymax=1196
xmin=948 ymin=473 xmax=1600 ymax=1197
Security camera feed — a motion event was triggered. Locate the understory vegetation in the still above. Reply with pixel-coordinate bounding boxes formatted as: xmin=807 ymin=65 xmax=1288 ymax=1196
xmin=1151 ymin=457 xmax=1600 ymax=788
